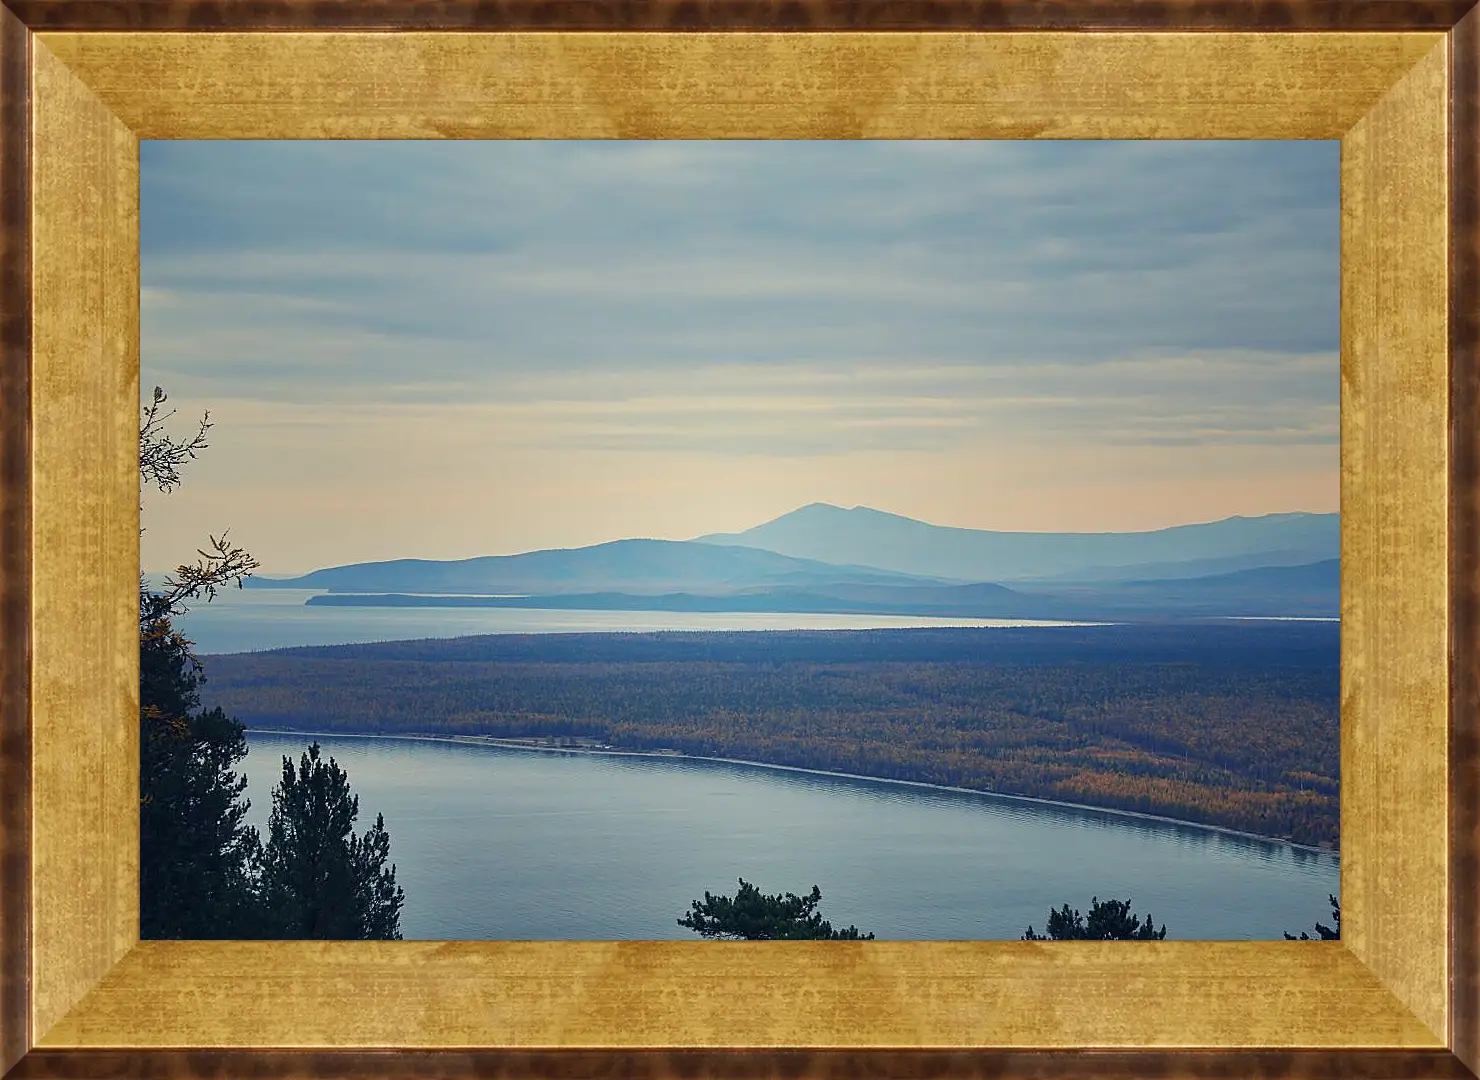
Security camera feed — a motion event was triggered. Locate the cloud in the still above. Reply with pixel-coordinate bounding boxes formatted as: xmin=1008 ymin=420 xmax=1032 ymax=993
xmin=139 ymin=139 xmax=1340 ymax=562
xmin=142 ymin=139 xmax=1340 ymax=398
xmin=157 ymin=350 xmax=1334 ymax=461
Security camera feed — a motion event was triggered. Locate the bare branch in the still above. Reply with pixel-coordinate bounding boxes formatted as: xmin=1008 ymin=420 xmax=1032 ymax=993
xmin=160 ymin=530 xmax=262 ymax=610
xmin=140 ymin=385 xmax=212 ymax=497
xmin=138 ymin=386 xmax=260 ymax=622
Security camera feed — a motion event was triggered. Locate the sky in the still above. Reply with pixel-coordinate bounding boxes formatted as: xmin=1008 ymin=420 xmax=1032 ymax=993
xmin=140 ymin=140 xmax=1339 ymax=576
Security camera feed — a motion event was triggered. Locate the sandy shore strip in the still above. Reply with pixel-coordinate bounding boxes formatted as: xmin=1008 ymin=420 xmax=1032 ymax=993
xmin=245 ymin=726 xmax=1339 ymax=858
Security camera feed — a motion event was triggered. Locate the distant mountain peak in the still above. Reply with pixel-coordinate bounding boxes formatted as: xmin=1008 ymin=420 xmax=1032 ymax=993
xmin=737 ymin=502 xmax=1335 ymax=537
xmin=694 ymin=503 xmax=1338 ymax=584
xmin=755 ymin=502 xmax=922 ymax=526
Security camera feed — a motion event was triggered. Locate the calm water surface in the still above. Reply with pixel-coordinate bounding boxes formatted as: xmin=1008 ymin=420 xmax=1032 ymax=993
xmin=175 ymin=588 xmax=1100 ymax=655
xmin=242 ymin=731 xmax=1340 ymax=942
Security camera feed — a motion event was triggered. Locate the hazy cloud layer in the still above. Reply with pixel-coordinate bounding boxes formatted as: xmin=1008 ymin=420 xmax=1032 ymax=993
xmin=141 ymin=140 xmax=1339 ymax=572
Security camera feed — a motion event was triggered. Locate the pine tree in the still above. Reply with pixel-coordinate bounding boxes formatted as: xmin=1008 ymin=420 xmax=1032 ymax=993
xmin=259 ymin=743 xmax=405 ymax=939
xmin=1023 ymin=896 xmax=1167 ymax=941
xmin=139 ymin=589 xmax=264 ymax=939
xmin=138 ymin=386 xmax=265 ymax=939
xmin=678 ymin=879 xmax=874 ymax=940
xmin=1284 ymin=894 xmax=1340 ymax=940
xmin=139 ymin=386 xmax=401 ymax=942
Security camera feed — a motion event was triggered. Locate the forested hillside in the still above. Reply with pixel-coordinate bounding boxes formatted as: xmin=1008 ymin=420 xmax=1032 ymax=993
xmin=201 ymin=624 xmax=1340 ymax=847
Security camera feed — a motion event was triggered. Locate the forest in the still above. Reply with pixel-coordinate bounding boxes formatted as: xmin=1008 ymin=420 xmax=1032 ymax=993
xmin=200 ymin=622 xmax=1340 ymax=848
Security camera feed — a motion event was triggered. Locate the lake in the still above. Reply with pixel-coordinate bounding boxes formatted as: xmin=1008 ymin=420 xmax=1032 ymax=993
xmin=242 ymin=730 xmax=1340 ymax=941
xmin=174 ymin=588 xmax=1100 ymax=655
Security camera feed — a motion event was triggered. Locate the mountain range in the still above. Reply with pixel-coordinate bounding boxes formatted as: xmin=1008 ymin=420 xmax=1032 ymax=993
xmin=695 ymin=502 xmax=1337 ymax=583
xmin=249 ymin=538 xmax=949 ymax=596
xmin=246 ymin=504 xmax=1340 ymax=620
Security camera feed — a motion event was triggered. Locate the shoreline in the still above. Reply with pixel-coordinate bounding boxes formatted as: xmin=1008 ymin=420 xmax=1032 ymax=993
xmin=244 ymin=726 xmax=1339 ymax=859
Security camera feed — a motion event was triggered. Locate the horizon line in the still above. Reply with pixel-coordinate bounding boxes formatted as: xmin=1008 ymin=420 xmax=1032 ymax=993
xmin=146 ymin=503 xmax=1340 ymax=580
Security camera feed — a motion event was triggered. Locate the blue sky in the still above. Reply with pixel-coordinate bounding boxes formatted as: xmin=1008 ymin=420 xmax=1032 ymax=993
xmin=140 ymin=140 xmax=1339 ymax=575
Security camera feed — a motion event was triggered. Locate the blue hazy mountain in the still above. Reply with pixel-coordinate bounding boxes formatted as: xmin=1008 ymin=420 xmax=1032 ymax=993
xmin=1125 ymin=558 xmax=1339 ymax=593
xmin=695 ymin=503 xmax=1338 ymax=583
xmin=243 ymin=505 xmax=1338 ymax=618
xmin=1011 ymin=559 xmax=1339 ymax=617
xmin=1020 ymin=548 xmax=1336 ymax=584
xmin=246 ymin=538 xmax=952 ymax=596
xmin=305 ymin=558 xmax=1338 ymax=619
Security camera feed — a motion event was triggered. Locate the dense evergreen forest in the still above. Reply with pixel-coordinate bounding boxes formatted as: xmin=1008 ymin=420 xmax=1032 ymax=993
xmin=201 ymin=622 xmax=1340 ymax=848
xmin=139 ymin=385 xmax=403 ymax=939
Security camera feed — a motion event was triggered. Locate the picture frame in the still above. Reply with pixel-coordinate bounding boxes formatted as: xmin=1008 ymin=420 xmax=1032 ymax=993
xmin=0 ymin=1 xmax=1476 ymax=1077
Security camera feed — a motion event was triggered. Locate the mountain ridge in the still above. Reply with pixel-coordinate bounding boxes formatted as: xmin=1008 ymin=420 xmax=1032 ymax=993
xmin=695 ymin=502 xmax=1337 ymax=583
xmin=301 ymin=557 xmax=1339 ymax=620
xmin=247 ymin=536 xmax=952 ymax=596
xmin=240 ymin=503 xmax=1338 ymax=615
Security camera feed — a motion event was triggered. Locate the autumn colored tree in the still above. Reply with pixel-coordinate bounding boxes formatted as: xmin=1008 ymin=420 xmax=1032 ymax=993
xmin=194 ymin=626 xmax=1341 ymax=849
xmin=679 ymin=879 xmax=874 ymax=940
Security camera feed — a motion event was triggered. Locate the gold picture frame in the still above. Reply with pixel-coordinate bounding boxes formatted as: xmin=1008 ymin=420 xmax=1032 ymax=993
xmin=1 ymin=3 xmax=1477 ymax=1076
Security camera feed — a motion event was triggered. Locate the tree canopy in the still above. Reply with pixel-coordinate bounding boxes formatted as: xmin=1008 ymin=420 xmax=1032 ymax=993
xmin=139 ymin=386 xmax=399 ymax=940
xmin=1023 ymin=897 xmax=1167 ymax=941
xmin=259 ymin=743 xmax=405 ymax=939
xmin=679 ymin=879 xmax=875 ymax=940
xmin=138 ymin=388 xmax=264 ymax=938
xmin=198 ymin=624 xmax=1341 ymax=849
xmin=139 ymin=590 xmax=263 ymax=938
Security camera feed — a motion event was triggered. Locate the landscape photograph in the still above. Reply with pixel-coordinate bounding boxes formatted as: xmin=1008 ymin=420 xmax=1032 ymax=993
xmin=139 ymin=139 xmax=1342 ymax=943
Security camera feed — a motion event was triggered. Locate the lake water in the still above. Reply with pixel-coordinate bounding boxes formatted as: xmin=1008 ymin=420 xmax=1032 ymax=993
xmin=191 ymin=587 xmax=1340 ymax=941
xmin=242 ymin=731 xmax=1341 ymax=942
xmin=175 ymin=587 xmax=1102 ymax=655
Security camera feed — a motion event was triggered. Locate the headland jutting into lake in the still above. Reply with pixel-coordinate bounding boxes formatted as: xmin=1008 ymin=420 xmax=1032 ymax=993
xmin=243 ymin=726 xmax=1340 ymax=856
xmin=203 ymin=621 xmax=1340 ymax=849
